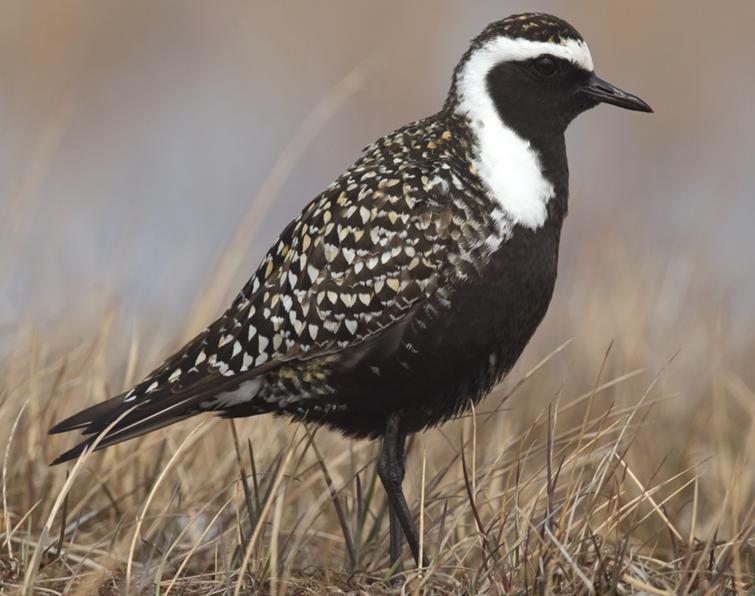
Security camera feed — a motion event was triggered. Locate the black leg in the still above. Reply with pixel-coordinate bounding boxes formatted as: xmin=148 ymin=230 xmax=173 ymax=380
xmin=387 ymin=432 xmax=406 ymax=569
xmin=389 ymin=504 xmax=404 ymax=570
xmin=378 ymin=414 xmax=428 ymax=568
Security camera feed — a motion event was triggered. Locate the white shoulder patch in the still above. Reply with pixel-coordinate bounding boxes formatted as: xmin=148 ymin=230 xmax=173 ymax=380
xmin=455 ymin=37 xmax=593 ymax=229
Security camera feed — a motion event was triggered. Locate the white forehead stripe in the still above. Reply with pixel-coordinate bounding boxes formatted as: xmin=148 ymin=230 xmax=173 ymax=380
xmin=454 ymin=37 xmax=592 ymax=230
xmin=472 ymin=36 xmax=593 ymax=73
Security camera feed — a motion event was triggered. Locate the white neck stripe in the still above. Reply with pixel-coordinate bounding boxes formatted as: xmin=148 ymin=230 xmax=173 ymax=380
xmin=454 ymin=37 xmax=592 ymax=229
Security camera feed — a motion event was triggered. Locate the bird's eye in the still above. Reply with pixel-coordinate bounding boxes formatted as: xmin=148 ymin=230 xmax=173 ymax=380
xmin=533 ymin=56 xmax=559 ymax=77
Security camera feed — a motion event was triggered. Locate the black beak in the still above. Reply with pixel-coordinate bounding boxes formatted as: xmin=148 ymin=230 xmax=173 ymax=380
xmin=581 ymin=74 xmax=653 ymax=113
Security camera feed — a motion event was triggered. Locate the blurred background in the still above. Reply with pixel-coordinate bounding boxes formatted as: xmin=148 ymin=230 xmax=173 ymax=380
xmin=2 ymin=1 xmax=754 ymax=332
xmin=1 ymin=5 xmax=753 ymax=582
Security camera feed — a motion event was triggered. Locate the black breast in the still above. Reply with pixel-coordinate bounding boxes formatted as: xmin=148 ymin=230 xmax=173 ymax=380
xmin=396 ymin=213 xmax=562 ymax=433
xmin=309 ymin=208 xmax=564 ymax=438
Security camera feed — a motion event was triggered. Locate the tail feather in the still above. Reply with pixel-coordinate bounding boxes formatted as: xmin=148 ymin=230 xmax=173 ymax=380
xmin=48 ymin=319 xmax=280 ymax=466
xmin=49 ymin=372 xmax=270 ymax=465
xmin=50 ymin=402 xmax=199 ymax=465
xmin=79 ymin=392 xmax=199 ymax=436
xmin=48 ymin=393 xmax=127 ymax=434
xmin=49 ymin=392 xmax=210 ymax=465
xmin=50 ymin=438 xmax=95 ymax=465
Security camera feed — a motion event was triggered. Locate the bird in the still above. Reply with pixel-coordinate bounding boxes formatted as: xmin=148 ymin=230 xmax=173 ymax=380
xmin=49 ymin=12 xmax=652 ymax=568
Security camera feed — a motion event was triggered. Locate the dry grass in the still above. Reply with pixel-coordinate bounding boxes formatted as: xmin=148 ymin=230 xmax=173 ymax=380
xmin=0 ymin=246 xmax=753 ymax=595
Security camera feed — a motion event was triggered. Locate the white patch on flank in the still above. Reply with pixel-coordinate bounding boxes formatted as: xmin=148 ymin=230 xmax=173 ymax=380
xmin=212 ymin=379 xmax=262 ymax=408
xmin=455 ymin=37 xmax=593 ymax=230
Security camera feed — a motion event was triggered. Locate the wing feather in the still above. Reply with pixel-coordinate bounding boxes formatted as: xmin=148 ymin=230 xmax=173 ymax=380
xmin=49 ymin=119 xmax=509 ymax=462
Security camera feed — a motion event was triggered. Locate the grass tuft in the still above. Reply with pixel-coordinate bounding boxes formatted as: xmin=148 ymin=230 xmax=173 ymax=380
xmin=0 ymin=296 xmax=752 ymax=594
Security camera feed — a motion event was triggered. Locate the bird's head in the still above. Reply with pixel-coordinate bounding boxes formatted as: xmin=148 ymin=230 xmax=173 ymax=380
xmin=449 ymin=13 xmax=652 ymax=142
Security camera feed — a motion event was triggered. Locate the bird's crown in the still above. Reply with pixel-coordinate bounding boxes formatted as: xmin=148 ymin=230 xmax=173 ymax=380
xmin=458 ymin=12 xmax=593 ymax=75
xmin=476 ymin=12 xmax=584 ymax=46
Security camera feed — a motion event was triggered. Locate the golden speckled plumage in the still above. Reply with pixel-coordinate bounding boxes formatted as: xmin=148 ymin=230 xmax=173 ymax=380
xmin=116 ymin=115 xmax=515 ymax=419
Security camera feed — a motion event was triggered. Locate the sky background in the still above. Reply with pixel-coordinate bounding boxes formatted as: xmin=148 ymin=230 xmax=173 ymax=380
xmin=1 ymin=2 xmax=753 ymax=345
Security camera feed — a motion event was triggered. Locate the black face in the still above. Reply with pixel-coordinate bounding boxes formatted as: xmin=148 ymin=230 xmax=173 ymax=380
xmin=487 ymin=54 xmax=652 ymax=145
xmin=487 ymin=56 xmax=593 ymax=143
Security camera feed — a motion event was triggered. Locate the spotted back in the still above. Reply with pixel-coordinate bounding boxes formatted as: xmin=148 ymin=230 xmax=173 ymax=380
xmin=119 ymin=116 xmax=512 ymax=413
